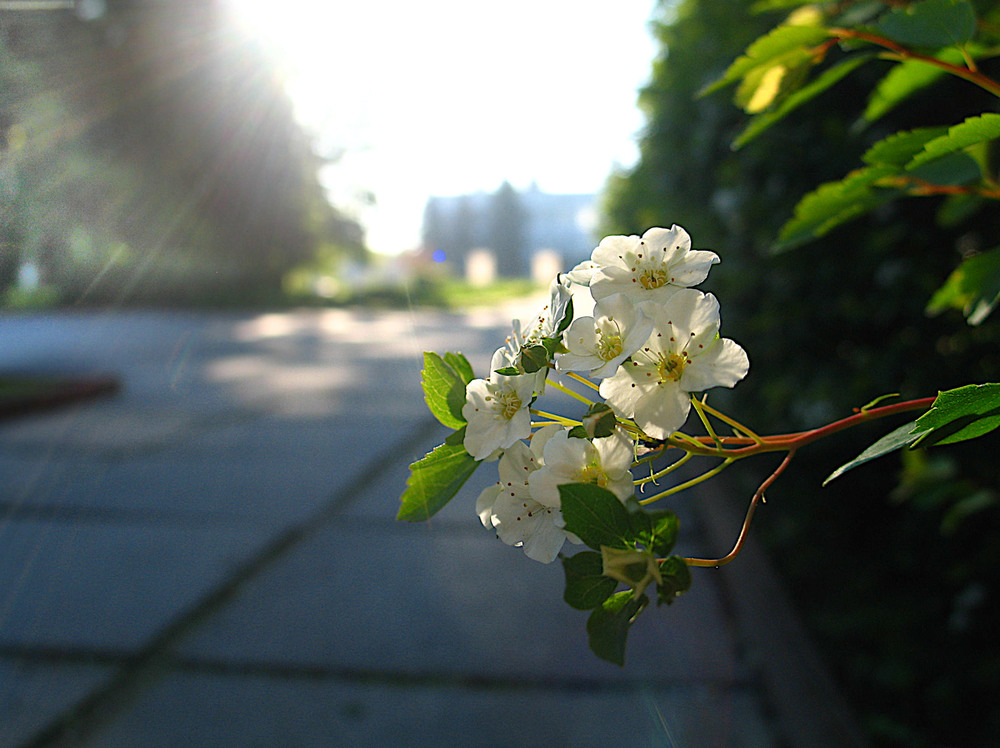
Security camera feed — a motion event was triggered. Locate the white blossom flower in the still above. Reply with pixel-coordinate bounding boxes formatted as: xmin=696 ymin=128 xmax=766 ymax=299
xmin=462 ymin=349 xmax=536 ymax=460
xmin=556 ymin=293 xmax=653 ymax=379
xmin=519 ymin=275 xmax=573 ymax=342
xmin=529 ymin=426 xmax=635 ymax=508
xmin=564 ymin=259 xmax=599 ymax=286
xmin=599 ymin=288 xmax=749 ymax=440
xmin=589 ymin=225 xmax=719 ymax=305
xmin=476 ymin=426 xmax=577 ymax=563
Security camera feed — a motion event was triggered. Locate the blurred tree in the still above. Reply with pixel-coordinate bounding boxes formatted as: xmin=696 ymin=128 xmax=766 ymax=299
xmin=488 ymin=180 xmax=526 ymax=277
xmin=0 ymin=0 xmax=363 ymax=304
xmin=604 ymin=0 xmax=1000 ymax=744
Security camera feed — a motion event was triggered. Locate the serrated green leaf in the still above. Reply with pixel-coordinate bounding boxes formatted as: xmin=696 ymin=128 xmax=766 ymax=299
xmin=444 ymin=352 xmax=475 ymax=385
xmin=908 ymin=151 xmax=982 ymax=184
xmin=421 ymin=352 xmax=467 ymax=430
xmin=907 ymin=113 xmax=1000 ymax=170
xmin=639 ymin=510 xmax=680 ymax=558
xmin=912 ymin=383 xmax=1000 ymax=447
xmin=823 ymin=420 xmax=928 ymax=485
xmin=862 ymin=127 xmax=948 ymax=167
xmin=862 ymin=51 xmax=961 ymax=122
xmin=701 ymin=24 xmax=830 ymax=96
xmin=397 ymin=440 xmax=479 ymax=521
xmin=559 ymin=483 xmax=635 ymax=551
xmin=562 ymin=551 xmax=618 ymax=610
xmin=927 ymin=246 xmax=1000 ymax=324
xmin=657 ymin=556 xmax=692 ymax=605
xmin=776 ymin=164 xmax=899 ymax=251
xmin=586 ymin=590 xmax=648 ymax=666
xmin=733 ymin=54 xmax=873 ymax=149
xmin=875 ymin=0 xmax=976 ymax=49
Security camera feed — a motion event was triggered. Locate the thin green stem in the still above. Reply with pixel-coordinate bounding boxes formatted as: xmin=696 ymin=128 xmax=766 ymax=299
xmin=639 ymin=457 xmax=736 ymax=505
xmin=635 ymin=452 xmax=692 ymax=486
xmin=829 ymin=28 xmax=1000 ymax=98
xmin=691 ymin=396 xmax=724 ymax=449
xmin=633 ymin=444 xmax=666 ymax=467
xmin=696 ymin=399 xmax=764 ymax=444
xmin=545 ymin=378 xmax=595 ymax=407
xmin=529 ymin=409 xmax=578 ymax=427
xmin=564 ymin=371 xmax=600 ymax=391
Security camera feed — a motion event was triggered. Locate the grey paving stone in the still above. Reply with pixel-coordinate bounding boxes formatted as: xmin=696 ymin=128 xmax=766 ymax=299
xmin=0 ymin=657 xmax=114 ymax=747
xmin=0 ymin=418 xmax=430 ymax=524
xmin=0 ymin=519 xmax=273 ymax=652
xmin=90 ymin=671 xmax=775 ymax=748
xmin=175 ymin=523 xmax=743 ymax=684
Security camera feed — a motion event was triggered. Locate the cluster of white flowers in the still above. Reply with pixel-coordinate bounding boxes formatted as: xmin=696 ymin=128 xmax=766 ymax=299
xmin=466 ymin=226 xmax=749 ymax=562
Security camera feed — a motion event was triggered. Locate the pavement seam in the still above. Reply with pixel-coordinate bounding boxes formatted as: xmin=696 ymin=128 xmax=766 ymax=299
xmin=0 ymin=645 xmax=753 ymax=694
xmin=19 ymin=415 xmax=445 ymax=748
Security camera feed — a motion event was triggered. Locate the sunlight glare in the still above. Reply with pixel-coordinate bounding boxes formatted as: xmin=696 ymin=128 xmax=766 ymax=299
xmin=223 ymin=0 xmax=659 ymax=255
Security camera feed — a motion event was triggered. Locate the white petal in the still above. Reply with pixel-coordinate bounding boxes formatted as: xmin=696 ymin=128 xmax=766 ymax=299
xmin=594 ymin=428 xmax=635 ymax=474
xmin=632 ymin=383 xmax=692 ymax=439
xmin=565 ymin=259 xmax=599 ymax=286
xmin=669 ymin=249 xmax=720 ymax=287
xmin=520 ymin=519 xmax=568 ymax=563
xmin=476 ymin=483 xmax=502 ymax=528
xmin=599 ymin=361 xmax=650 ymax=418
xmin=680 ymin=338 xmax=750 ymax=392
xmin=591 ymin=234 xmax=638 ymax=268
xmin=641 ymin=225 xmax=691 ymax=264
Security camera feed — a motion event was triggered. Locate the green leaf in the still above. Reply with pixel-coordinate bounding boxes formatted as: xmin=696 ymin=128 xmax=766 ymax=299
xmin=907 ymin=113 xmax=1000 ymax=170
xmin=733 ymin=54 xmax=874 ymax=149
xmin=823 ymin=420 xmax=928 ymax=485
xmin=637 ymin=510 xmax=680 ymax=558
xmin=862 ymin=127 xmax=948 ymax=167
xmin=912 ymin=383 xmax=1000 ymax=447
xmin=444 ymin=352 xmax=474 ymax=385
xmin=656 ymin=556 xmax=693 ymax=605
xmin=580 ymin=402 xmax=617 ymax=439
xmin=562 ymin=551 xmax=618 ymax=610
xmin=862 ymin=53 xmax=954 ymax=122
xmin=586 ymin=590 xmax=648 ymax=666
xmin=927 ymin=246 xmax=1000 ymax=324
xmin=421 ymin=352 xmax=467 ymax=430
xmin=907 ymin=151 xmax=982 ymax=184
xmin=518 ymin=343 xmax=549 ymax=374
xmin=701 ymin=24 xmax=830 ymax=96
xmin=776 ymin=164 xmax=899 ymax=250
xmin=734 ymin=47 xmax=816 ymax=113
xmin=875 ymin=0 xmax=976 ymax=49
xmin=559 ymin=483 xmax=634 ymax=551
xmin=397 ymin=440 xmax=479 ymax=521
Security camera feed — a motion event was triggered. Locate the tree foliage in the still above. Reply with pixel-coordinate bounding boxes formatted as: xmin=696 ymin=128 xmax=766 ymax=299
xmin=604 ymin=0 xmax=1000 ymax=743
xmin=0 ymin=0 xmax=363 ymax=304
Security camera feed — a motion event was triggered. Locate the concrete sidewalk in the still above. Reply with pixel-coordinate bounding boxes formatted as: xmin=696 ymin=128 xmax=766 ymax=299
xmin=0 ymin=307 xmax=865 ymax=747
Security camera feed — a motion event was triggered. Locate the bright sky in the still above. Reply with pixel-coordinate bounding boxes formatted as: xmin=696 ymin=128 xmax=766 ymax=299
xmin=226 ymin=1 xmax=662 ymax=255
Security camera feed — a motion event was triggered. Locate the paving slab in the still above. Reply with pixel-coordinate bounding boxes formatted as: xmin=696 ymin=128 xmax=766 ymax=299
xmin=88 ymin=672 xmax=775 ymax=748
xmin=0 ymin=518 xmax=272 ymax=653
xmin=0 ymin=658 xmax=115 ymax=747
xmin=173 ymin=521 xmax=744 ymax=685
xmin=0 ymin=418 xmax=432 ymax=524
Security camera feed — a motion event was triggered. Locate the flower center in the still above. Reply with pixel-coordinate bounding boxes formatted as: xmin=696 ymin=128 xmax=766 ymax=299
xmin=657 ymin=352 xmax=688 ymax=383
xmin=579 ymin=463 xmax=609 ymax=488
xmin=494 ymin=390 xmax=523 ymax=420
xmin=596 ymin=333 xmax=623 ymax=362
xmin=637 ymin=267 xmax=668 ymax=290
